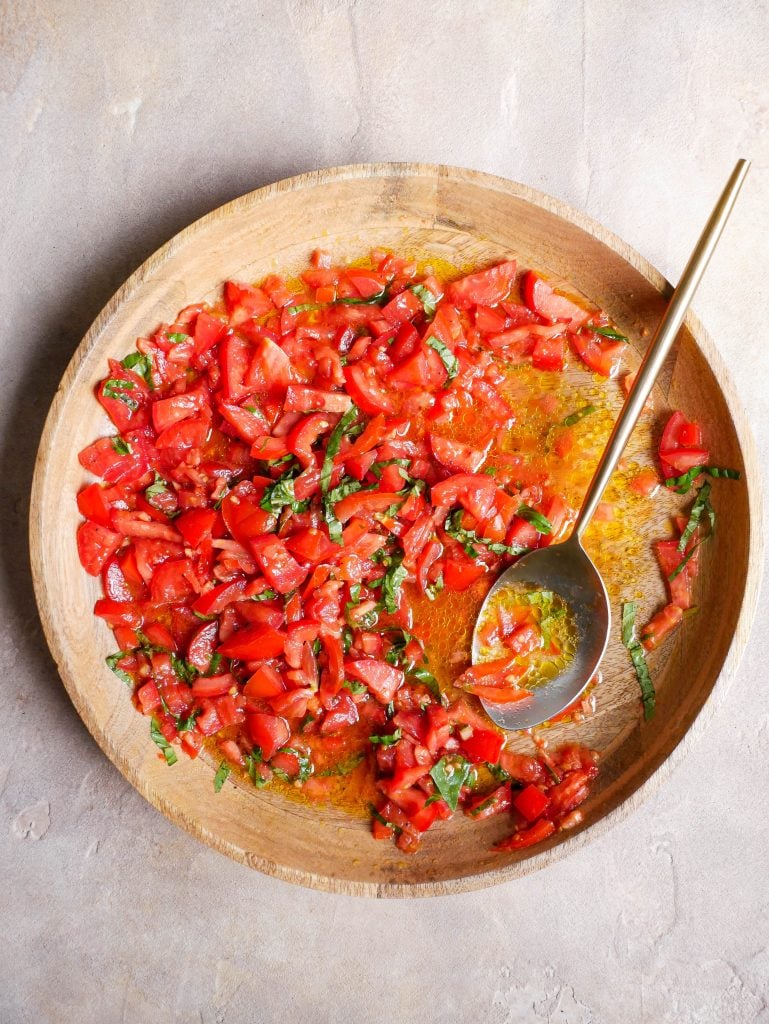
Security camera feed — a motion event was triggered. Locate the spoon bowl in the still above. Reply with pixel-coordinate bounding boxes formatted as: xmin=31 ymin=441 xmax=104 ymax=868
xmin=472 ymin=538 xmax=610 ymax=730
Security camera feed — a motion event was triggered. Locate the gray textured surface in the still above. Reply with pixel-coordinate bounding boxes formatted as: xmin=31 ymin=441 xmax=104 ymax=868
xmin=2 ymin=2 xmax=769 ymax=1021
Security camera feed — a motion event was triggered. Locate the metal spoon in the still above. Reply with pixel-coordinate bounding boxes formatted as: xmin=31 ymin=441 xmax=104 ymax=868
xmin=472 ymin=158 xmax=750 ymax=731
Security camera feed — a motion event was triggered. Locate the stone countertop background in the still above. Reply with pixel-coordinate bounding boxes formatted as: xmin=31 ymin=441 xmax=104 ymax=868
xmin=2 ymin=2 xmax=768 ymax=1021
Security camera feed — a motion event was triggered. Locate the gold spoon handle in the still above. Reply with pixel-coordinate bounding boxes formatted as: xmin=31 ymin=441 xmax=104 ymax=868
xmin=573 ymin=158 xmax=750 ymax=541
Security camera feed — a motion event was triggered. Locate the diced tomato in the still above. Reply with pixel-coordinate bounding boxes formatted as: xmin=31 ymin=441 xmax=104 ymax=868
xmin=521 ymin=271 xmax=589 ymax=326
xmin=459 ymin=728 xmax=505 ymax=765
xmin=77 ymin=521 xmax=122 ymax=576
xmin=284 ymin=385 xmax=352 ymax=415
xmin=429 ymin=434 xmax=490 ymax=473
xmin=224 ymin=280 xmax=273 ymax=321
xmin=654 ymin=538 xmax=699 ymax=609
xmin=218 ymin=625 xmax=286 ymax=660
xmin=443 ymin=557 xmax=486 ymax=591
xmin=245 ymin=712 xmax=290 ymax=761
xmin=494 ymin=819 xmax=556 ymax=851
xmin=77 ymin=483 xmax=114 ymax=529
xmin=641 ymin=603 xmax=684 ymax=651
xmin=343 ymin=364 xmax=396 ymax=415
xmin=345 ymin=659 xmax=404 ymax=703
xmin=251 ymin=536 xmax=309 ymax=594
xmin=570 ymin=330 xmax=625 ymax=377
xmin=176 ymin=508 xmax=218 ymax=548
xmin=447 ymin=260 xmax=517 ymax=309
xmin=513 ymin=784 xmax=550 ymax=822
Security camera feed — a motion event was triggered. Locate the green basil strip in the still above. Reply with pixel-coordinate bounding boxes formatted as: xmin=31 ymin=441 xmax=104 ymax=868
xmin=105 ymin=652 xmax=132 ymax=686
xmin=369 ymin=729 xmax=402 ymax=747
xmin=213 ymin=761 xmax=231 ymax=793
xmin=429 ymin=756 xmax=472 ymax=812
xmin=150 ymin=717 xmax=178 ymax=766
xmin=516 ymin=505 xmax=553 ymax=535
xmin=561 ymin=405 xmax=597 ymax=427
xmin=591 ymin=326 xmax=628 ymax=341
xmin=678 ymin=482 xmax=713 ymax=553
xmin=410 ymin=283 xmax=438 ymax=317
xmin=166 ymin=332 xmax=190 ymax=345
xmin=320 ymin=404 xmax=359 ymax=495
xmin=102 ymin=378 xmax=139 ymax=410
xmin=110 ymin=436 xmax=132 ymax=455
xmin=620 ymin=602 xmax=655 ymax=720
xmin=425 ymin=335 xmax=459 ymax=384
xmin=664 ymin=465 xmax=741 ymax=494
xmin=121 ymin=351 xmax=154 ymax=387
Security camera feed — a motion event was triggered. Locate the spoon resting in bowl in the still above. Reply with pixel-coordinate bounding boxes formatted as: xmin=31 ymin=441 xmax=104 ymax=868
xmin=472 ymin=158 xmax=750 ymax=731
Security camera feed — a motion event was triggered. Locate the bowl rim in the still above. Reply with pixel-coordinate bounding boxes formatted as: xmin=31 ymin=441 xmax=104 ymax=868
xmin=29 ymin=161 xmax=765 ymax=898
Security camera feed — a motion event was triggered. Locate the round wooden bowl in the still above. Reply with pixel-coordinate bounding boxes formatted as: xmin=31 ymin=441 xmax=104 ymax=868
xmin=30 ymin=164 xmax=762 ymax=896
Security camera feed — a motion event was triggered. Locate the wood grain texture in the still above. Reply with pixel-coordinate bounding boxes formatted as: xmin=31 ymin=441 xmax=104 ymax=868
xmin=29 ymin=164 xmax=763 ymax=897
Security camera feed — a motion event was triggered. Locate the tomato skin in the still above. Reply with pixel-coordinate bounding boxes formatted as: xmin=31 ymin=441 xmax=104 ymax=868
xmin=191 ymin=578 xmax=247 ymax=616
xmin=521 ymin=271 xmax=589 ymax=326
xmin=287 ymin=413 xmax=333 ymax=466
xmin=459 ymin=728 xmax=505 ymax=765
xmin=333 ymin=491 xmax=403 ymax=524
xmin=513 ymin=784 xmax=550 ymax=822
xmin=218 ymin=624 xmax=286 ymax=660
xmin=284 ymin=385 xmax=352 ymax=415
xmin=77 ymin=483 xmax=114 ymax=529
xmin=429 ymin=434 xmax=490 ymax=474
xmin=641 ymin=602 xmax=683 ymax=650
xmin=654 ymin=539 xmax=698 ymax=609
xmin=345 ymin=659 xmax=404 ymax=703
xmin=343 ymin=364 xmax=396 ymax=415
xmin=494 ymin=818 xmax=556 ymax=851
xmin=447 ymin=260 xmax=517 ymax=309
xmin=251 ymin=536 xmax=309 ymax=594
xmin=443 ymin=557 xmax=486 ymax=592
xmin=176 ymin=508 xmax=218 ymax=548
xmin=186 ymin=620 xmax=219 ymax=672
xmin=245 ymin=712 xmax=290 ymax=760
xmin=77 ymin=521 xmax=123 ymax=576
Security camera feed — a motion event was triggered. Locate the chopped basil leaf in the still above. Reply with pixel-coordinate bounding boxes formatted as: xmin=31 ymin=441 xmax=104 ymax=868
xmin=429 ymin=755 xmax=472 ymax=812
xmin=102 ymin=378 xmax=139 ymax=410
xmin=272 ymin=746 xmax=312 ymax=783
xmin=342 ymin=679 xmax=367 ymax=695
xmin=121 ymin=351 xmax=153 ymax=387
xmin=193 ymin=610 xmax=217 ymax=622
xmin=481 ymin=466 xmax=498 ymax=476
xmin=286 ymin=302 xmax=322 ymax=314
xmin=591 ymin=326 xmax=628 ymax=341
xmin=167 ymin=332 xmax=190 ymax=345
xmin=425 ymin=335 xmax=459 ymax=384
xmin=620 ymin=602 xmax=655 ymax=720
xmin=516 ymin=504 xmax=553 ymax=535
xmin=110 ymin=436 xmax=132 ymax=455
xmin=145 ymin=472 xmax=170 ymax=508
xmin=334 ymin=287 xmax=388 ymax=306
xmin=409 ymin=664 xmax=439 ymax=697
xmin=678 ymin=482 xmax=713 ymax=553
xmin=150 ymin=717 xmax=178 ymax=766
xmin=320 ymin=404 xmax=359 ymax=495
xmin=260 ymin=471 xmax=309 ymax=515
xmin=664 ymin=465 xmax=741 ymax=494
xmin=425 ymin=573 xmax=445 ymax=601
xmin=213 ymin=760 xmax=231 ymax=793
xmin=486 ymin=762 xmax=512 ymax=783
xmin=348 ymin=583 xmax=362 ymax=604
xmin=170 ymin=652 xmax=198 ymax=686
xmin=381 ymin=555 xmax=408 ymax=614
xmin=342 ymin=627 xmax=354 ymax=653
xmin=561 ymin=405 xmax=597 ymax=427
xmin=251 ymin=588 xmax=278 ymax=602
xmin=175 ymin=709 xmax=199 ymax=732
xmin=204 ymin=652 xmax=223 ymax=677
xmin=409 ymin=283 xmax=438 ymax=317
xmin=370 ymin=457 xmax=411 ymax=480
xmin=369 ymin=728 xmax=402 ymax=746
xmin=244 ymin=749 xmax=270 ymax=788
xmin=105 ymin=651 xmax=132 ymax=686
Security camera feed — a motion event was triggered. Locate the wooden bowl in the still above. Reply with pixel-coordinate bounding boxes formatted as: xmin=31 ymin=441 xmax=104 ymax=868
xmin=30 ymin=164 xmax=762 ymax=896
